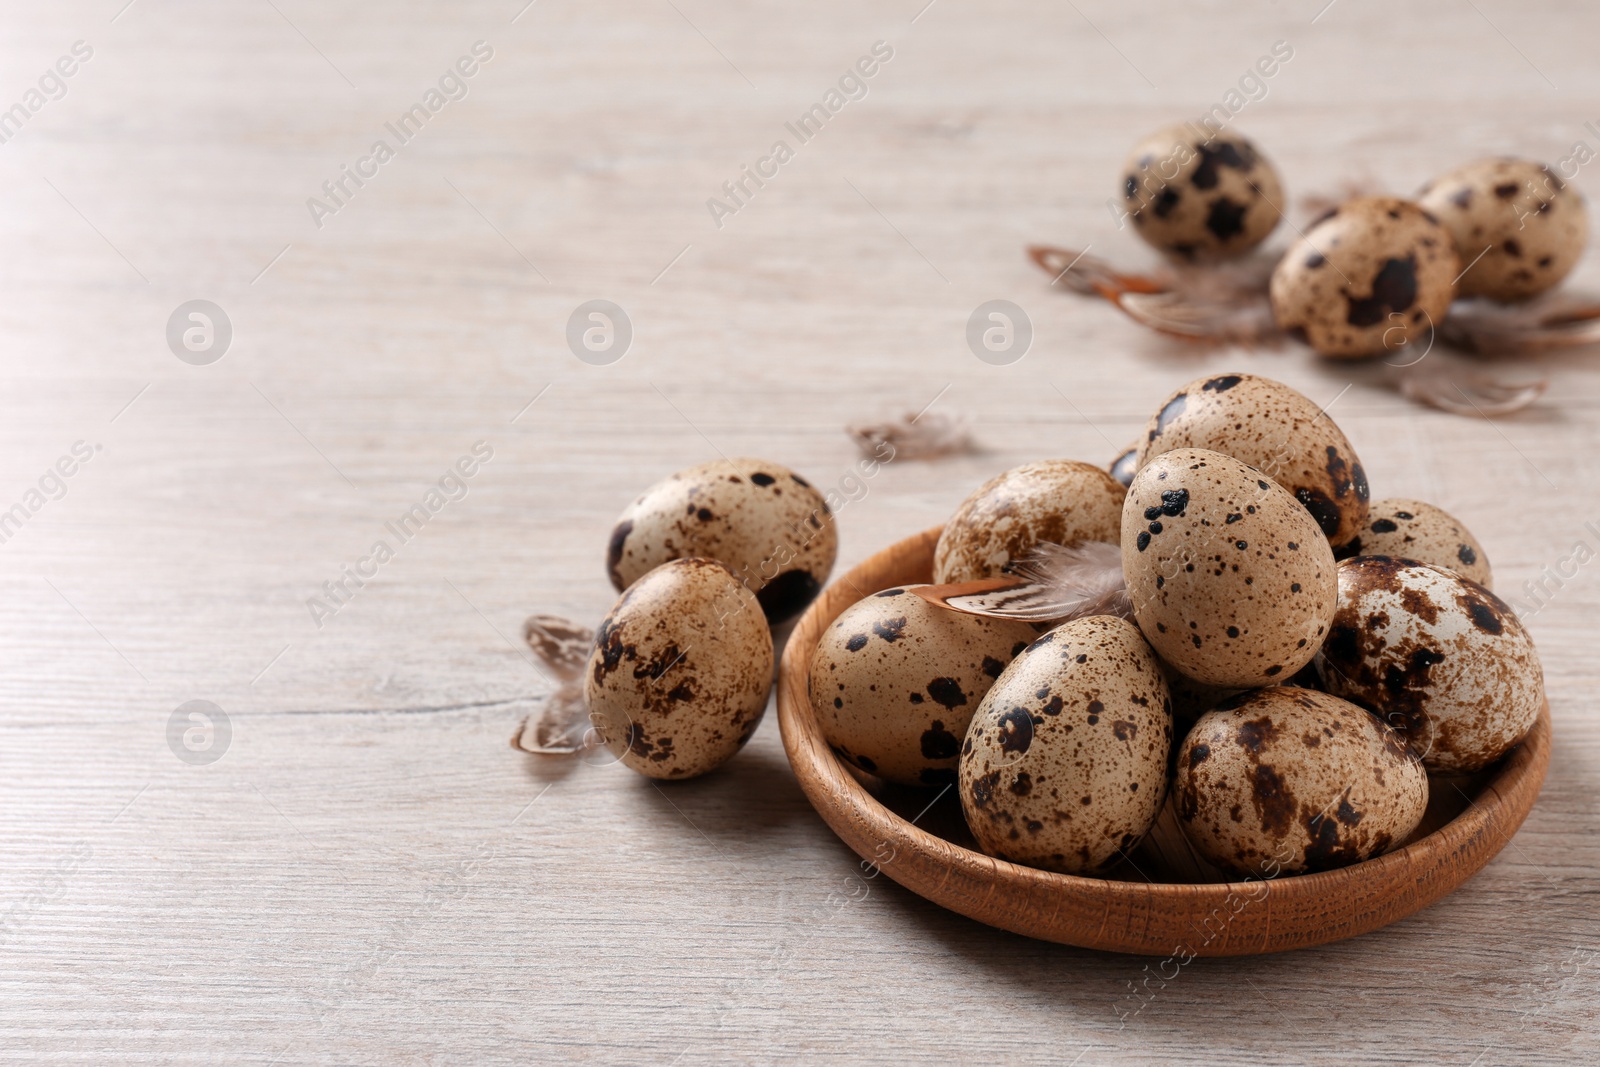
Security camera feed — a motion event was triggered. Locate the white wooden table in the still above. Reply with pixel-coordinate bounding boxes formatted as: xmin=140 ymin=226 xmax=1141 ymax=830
xmin=2 ymin=1 xmax=1597 ymax=1063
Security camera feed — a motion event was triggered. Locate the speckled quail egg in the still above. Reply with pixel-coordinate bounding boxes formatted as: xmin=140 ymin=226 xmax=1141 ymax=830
xmin=586 ymin=558 xmax=773 ymax=779
xmin=934 ymin=460 xmax=1126 ymax=583
xmin=1419 ymin=158 xmax=1589 ymax=301
xmin=811 ymin=587 xmax=1038 ymax=788
xmin=606 ymin=458 xmax=837 ymax=624
xmin=1122 ymin=448 xmax=1337 ymax=689
xmin=1316 ymin=556 xmax=1542 ymax=773
xmin=1137 ymin=372 xmax=1371 ymax=548
xmin=1109 ymin=442 xmax=1140 ymax=488
xmin=1176 ymin=687 xmax=1428 ymax=876
xmin=960 ymin=616 xmax=1172 ymax=874
xmin=1270 ymin=197 xmax=1460 ymax=359
xmin=1337 ymin=498 xmax=1492 ymax=588
xmin=1121 ymin=125 xmax=1285 ymax=259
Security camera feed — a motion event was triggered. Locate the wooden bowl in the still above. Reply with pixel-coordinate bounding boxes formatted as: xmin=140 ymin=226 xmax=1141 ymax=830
xmin=776 ymin=525 xmax=1551 ymax=956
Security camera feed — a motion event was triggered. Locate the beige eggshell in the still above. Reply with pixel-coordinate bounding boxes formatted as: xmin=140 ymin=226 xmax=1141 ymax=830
xmin=1316 ymin=557 xmax=1542 ymax=773
xmin=933 ymin=460 xmax=1126 ymax=583
xmin=1122 ymin=448 xmax=1337 ymax=689
xmin=606 ymin=457 xmax=837 ymax=624
xmin=586 ymin=558 xmax=773 ymax=779
xmin=1176 ymin=688 xmax=1428 ymax=877
xmin=1339 ymin=497 xmax=1492 ymax=587
xmin=1419 ymin=158 xmax=1588 ymax=301
xmin=1270 ymin=197 xmax=1460 ymax=359
xmin=810 ymin=587 xmax=1038 ymax=788
xmin=1120 ymin=125 xmax=1285 ymax=259
xmin=959 ymin=616 xmax=1173 ymax=875
xmin=1137 ymin=372 xmax=1371 ymax=548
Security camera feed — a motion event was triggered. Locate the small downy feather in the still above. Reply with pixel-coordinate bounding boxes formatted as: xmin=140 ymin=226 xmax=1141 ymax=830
xmin=1028 ymin=244 xmax=1282 ymax=345
xmin=511 ymin=614 xmax=599 ymax=756
xmin=847 ymin=409 xmax=972 ymax=461
xmin=912 ymin=541 xmax=1131 ymax=623
xmin=1394 ymin=361 xmax=1547 ymax=417
xmin=1028 ymin=240 xmax=1563 ymax=416
xmin=1438 ymin=293 xmax=1600 ymax=355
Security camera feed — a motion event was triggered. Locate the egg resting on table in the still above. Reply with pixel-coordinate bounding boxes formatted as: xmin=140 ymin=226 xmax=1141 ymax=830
xmin=1270 ymin=197 xmax=1459 ymax=359
xmin=1120 ymin=125 xmax=1285 ymax=259
xmin=586 ymin=558 xmax=773 ymax=779
xmin=606 ymin=457 xmax=837 ymax=625
xmin=1418 ymin=157 xmax=1588 ymax=301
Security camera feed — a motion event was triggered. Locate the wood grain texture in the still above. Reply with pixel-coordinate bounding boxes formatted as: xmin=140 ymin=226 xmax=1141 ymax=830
xmin=777 ymin=524 xmax=1552 ymax=956
xmin=3 ymin=0 xmax=1600 ymax=1063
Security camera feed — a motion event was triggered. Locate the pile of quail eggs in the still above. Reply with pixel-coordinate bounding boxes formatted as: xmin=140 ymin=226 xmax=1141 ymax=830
xmin=580 ymin=374 xmax=1542 ymax=883
xmin=1118 ymin=124 xmax=1588 ymax=356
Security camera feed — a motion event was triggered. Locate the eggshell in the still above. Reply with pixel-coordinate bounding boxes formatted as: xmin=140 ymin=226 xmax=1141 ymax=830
xmin=1419 ymin=158 xmax=1588 ymax=301
xmin=1270 ymin=197 xmax=1460 ymax=359
xmin=811 ymin=587 xmax=1038 ymax=787
xmin=606 ymin=458 xmax=837 ymax=624
xmin=1137 ymin=372 xmax=1371 ymax=547
xmin=1122 ymin=448 xmax=1337 ymax=688
xmin=585 ymin=558 xmax=773 ymax=779
xmin=1119 ymin=125 xmax=1284 ymax=259
xmin=1316 ymin=556 xmax=1542 ymax=772
xmin=1176 ymin=687 xmax=1428 ymax=876
xmin=1337 ymin=497 xmax=1492 ymax=588
xmin=1109 ymin=442 xmax=1140 ymax=487
xmin=960 ymin=616 xmax=1172 ymax=874
xmin=934 ymin=460 xmax=1126 ymax=583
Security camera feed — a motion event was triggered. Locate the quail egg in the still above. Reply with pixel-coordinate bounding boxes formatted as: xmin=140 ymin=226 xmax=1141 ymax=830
xmin=1109 ymin=442 xmax=1140 ymax=488
xmin=1270 ymin=197 xmax=1460 ymax=359
xmin=606 ymin=458 xmax=837 ymax=624
xmin=811 ymin=586 xmax=1038 ymax=788
xmin=959 ymin=616 xmax=1172 ymax=874
xmin=586 ymin=558 xmax=773 ymax=779
xmin=1337 ymin=498 xmax=1492 ymax=588
xmin=934 ymin=460 xmax=1126 ymax=583
xmin=1419 ymin=158 xmax=1589 ymax=301
xmin=1176 ymin=687 xmax=1428 ymax=876
xmin=1316 ymin=556 xmax=1542 ymax=772
xmin=1121 ymin=125 xmax=1285 ymax=259
xmin=1122 ymin=447 xmax=1337 ymax=689
xmin=1137 ymin=372 xmax=1371 ymax=548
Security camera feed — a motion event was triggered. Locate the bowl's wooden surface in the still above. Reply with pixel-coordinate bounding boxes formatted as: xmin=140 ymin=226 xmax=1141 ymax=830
xmin=776 ymin=525 xmax=1552 ymax=957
